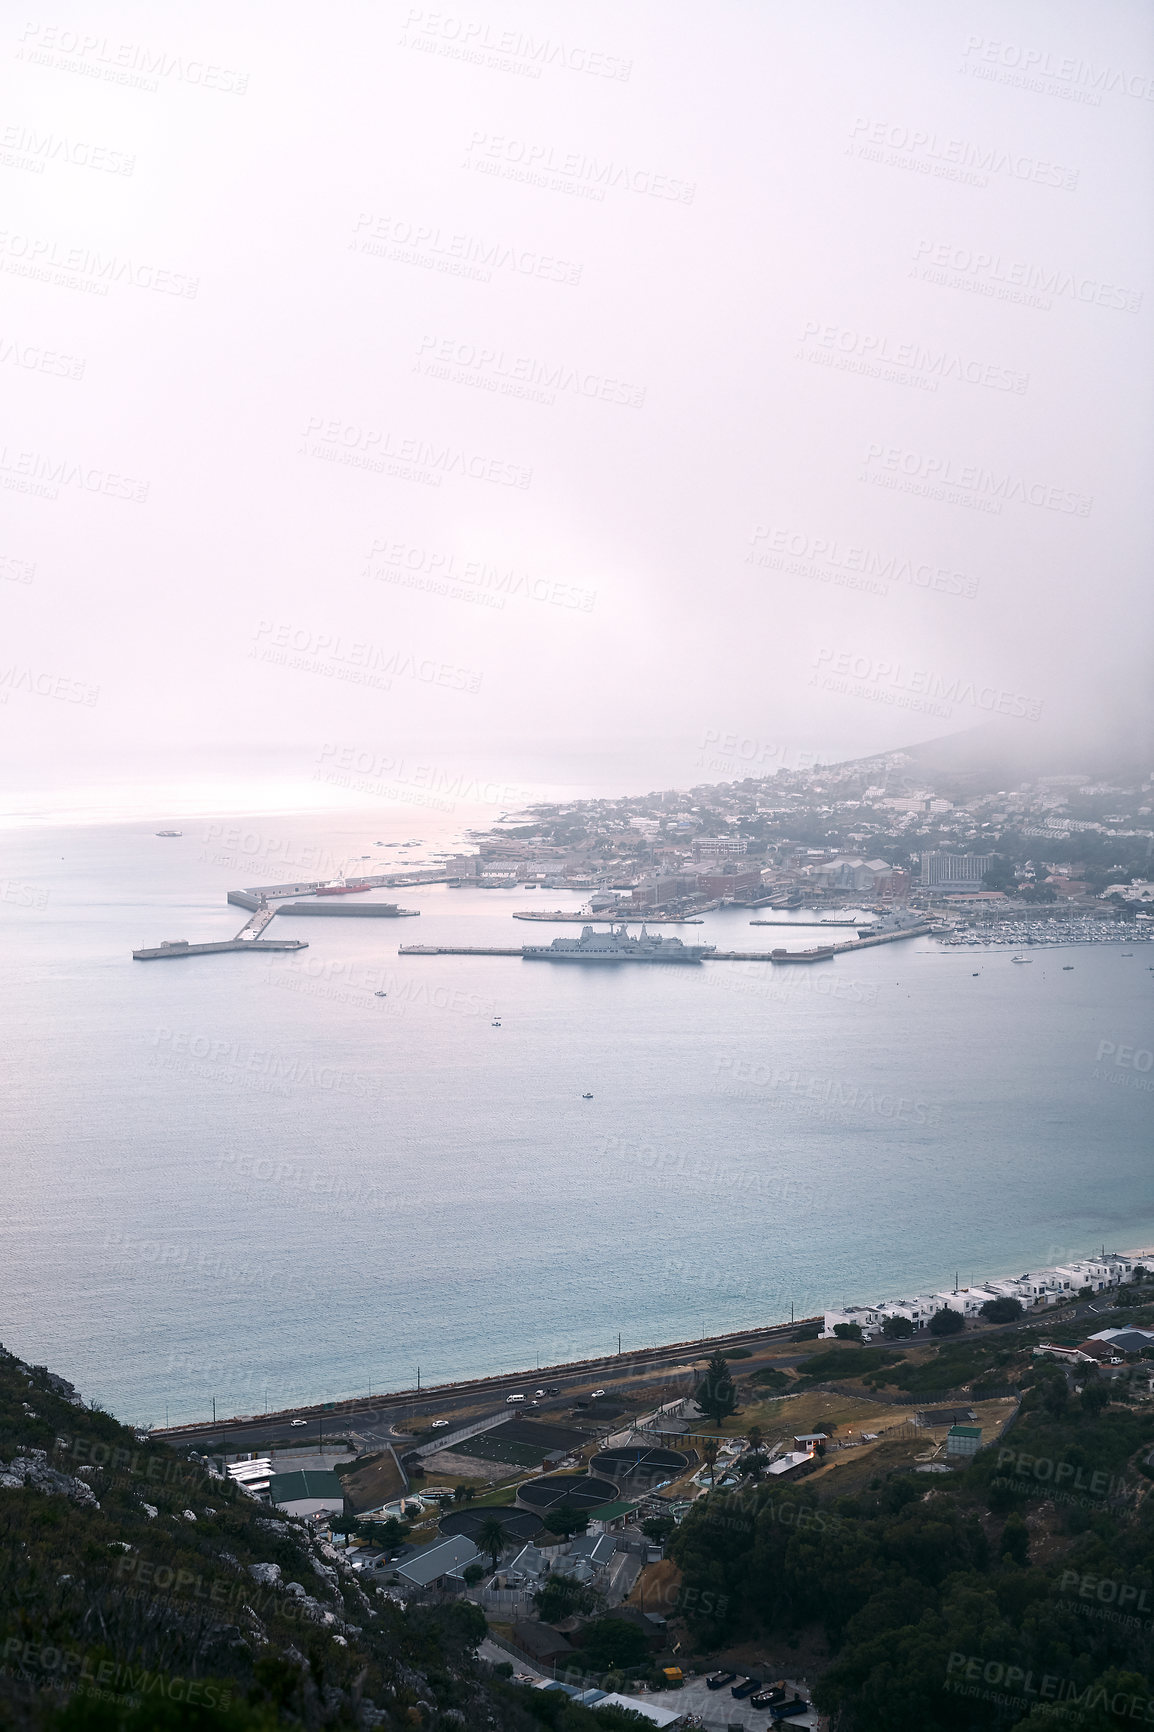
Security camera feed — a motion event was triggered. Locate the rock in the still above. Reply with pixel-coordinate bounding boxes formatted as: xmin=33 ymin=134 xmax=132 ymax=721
xmin=1 ymin=1456 xmax=100 ymax=1508
xmin=182 ymin=1509 xmax=197 ymax=1521
xmin=248 ymin=1562 xmax=281 ymax=1586
xmin=141 ymin=1503 xmax=158 ymax=1518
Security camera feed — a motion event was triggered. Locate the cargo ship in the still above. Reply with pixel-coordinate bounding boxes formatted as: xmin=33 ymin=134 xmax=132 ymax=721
xmin=315 ymin=881 xmax=372 ymax=896
xmin=522 ymin=923 xmax=715 ymax=964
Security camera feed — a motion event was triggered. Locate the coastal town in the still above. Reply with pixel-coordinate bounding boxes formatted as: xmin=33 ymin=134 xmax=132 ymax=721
xmin=182 ymin=1247 xmax=1154 ymax=1729
xmin=459 ymin=740 xmax=1154 ymax=937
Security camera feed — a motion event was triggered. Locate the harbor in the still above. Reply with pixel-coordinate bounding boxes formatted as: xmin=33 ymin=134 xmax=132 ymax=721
xmin=398 ymin=920 xmax=938 ymax=965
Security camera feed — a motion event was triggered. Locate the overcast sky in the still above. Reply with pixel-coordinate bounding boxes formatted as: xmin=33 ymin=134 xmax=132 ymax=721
xmin=3 ymin=0 xmax=1152 ymax=821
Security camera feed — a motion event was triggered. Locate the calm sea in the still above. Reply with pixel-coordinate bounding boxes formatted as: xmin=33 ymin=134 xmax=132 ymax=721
xmin=2 ymin=808 xmax=1151 ymax=1426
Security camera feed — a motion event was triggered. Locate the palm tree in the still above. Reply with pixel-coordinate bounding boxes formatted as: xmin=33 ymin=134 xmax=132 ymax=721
xmin=747 ymin=1424 xmax=763 ymax=1453
xmin=475 ymin=1514 xmax=510 ymax=1571
xmin=701 ymin=1439 xmax=720 ymax=1485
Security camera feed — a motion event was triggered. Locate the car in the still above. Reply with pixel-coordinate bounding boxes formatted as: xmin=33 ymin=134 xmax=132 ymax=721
xmin=545 ymin=1385 xmax=561 ymax=1396
xmin=506 ymin=1393 xmax=525 ymax=1404
xmin=731 ymin=1677 xmax=761 ymax=1698
xmin=534 ymin=1389 xmax=546 ymax=1398
xmin=590 ymin=1389 xmax=606 ymax=1399
xmin=289 ymin=1418 xmax=307 ymax=1427
xmin=705 ymin=1671 xmax=736 ymax=1690
xmin=429 ymin=1419 xmax=449 ymax=1429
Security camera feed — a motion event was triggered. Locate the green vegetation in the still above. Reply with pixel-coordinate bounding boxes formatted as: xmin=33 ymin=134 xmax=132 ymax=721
xmin=696 ymin=1350 xmax=738 ymax=1423
xmin=724 ymin=1347 xmax=752 ymax=1358
xmin=571 ymin=1617 xmax=649 ymax=1671
xmin=475 ymin=1514 xmax=514 ymax=1569
xmin=980 ymin=1297 xmax=1025 ymax=1324
xmin=667 ymin=1339 xmax=1154 ymax=1732
xmin=542 ymin=1501 xmax=589 ymax=1537
xmin=750 ymin=1366 xmax=790 ymax=1389
xmin=929 ymin=1306 xmax=966 ymax=1336
xmin=535 ymin=1575 xmax=601 ymax=1623
xmin=795 ymin=1346 xmax=901 ymax=1383
xmin=833 ymin=1323 xmax=864 ymax=1342
xmin=882 ymin=1314 xmax=916 ymax=1340
xmin=0 ymin=1346 xmax=536 ymax=1730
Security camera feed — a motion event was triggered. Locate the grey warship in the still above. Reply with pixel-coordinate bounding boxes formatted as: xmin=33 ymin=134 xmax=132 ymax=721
xmin=521 ymin=923 xmax=715 ymax=963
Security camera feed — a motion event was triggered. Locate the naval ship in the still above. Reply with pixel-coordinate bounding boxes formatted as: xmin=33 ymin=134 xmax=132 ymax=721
xmin=521 ymin=923 xmax=716 ymax=963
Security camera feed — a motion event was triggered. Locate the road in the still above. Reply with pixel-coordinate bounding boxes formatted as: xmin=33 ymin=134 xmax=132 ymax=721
xmin=157 ymin=1297 xmax=1120 ymax=1455
xmin=154 ymin=1317 xmax=819 ymax=1451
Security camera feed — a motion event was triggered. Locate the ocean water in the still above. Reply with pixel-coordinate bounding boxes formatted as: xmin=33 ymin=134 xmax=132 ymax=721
xmin=2 ymin=809 xmax=1152 ymax=1427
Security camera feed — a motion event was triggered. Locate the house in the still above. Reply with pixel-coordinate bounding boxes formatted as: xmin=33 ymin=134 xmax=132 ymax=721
xmin=1033 ymin=1344 xmax=1093 ymax=1366
xmin=513 ymin=1622 xmax=574 ymax=1662
xmin=502 ymin=1544 xmax=549 ymax=1588
xmin=1086 ymin=1329 xmax=1154 ymax=1355
xmin=394 ymin=1534 xmax=480 ymax=1590
xmin=767 ymin=1451 xmax=817 ymax=1480
xmin=946 ymin=1426 xmax=981 ymax=1459
xmin=267 ymin=1470 xmax=345 ymax=1518
xmin=1079 ymin=1340 xmax=1125 ymax=1365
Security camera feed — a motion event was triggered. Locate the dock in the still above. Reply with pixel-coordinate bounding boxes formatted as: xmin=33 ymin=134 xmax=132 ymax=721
xmin=397 ymin=924 xmax=935 ymax=965
xmin=274 ymin=902 xmax=419 ymax=918
xmin=132 ymin=939 xmax=307 ymax=960
xmin=750 ymin=917 xmax=865 ymax=927
xmin=512 ymin=910 xmax=705 ymax=924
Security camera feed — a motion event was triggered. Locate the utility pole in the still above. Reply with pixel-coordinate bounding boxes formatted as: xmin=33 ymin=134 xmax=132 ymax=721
xmin=417 ymin=1366 xmax=421 ymax=1391
xmin=212 ymin=1397 xmax=216 ymax=1425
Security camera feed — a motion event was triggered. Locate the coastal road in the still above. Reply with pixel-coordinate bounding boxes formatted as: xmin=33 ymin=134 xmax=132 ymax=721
xmin=153 ymin=1316 xmax=819 ymax=1451
xmin=156 ymin=1297 xmax=1119 ymax=1454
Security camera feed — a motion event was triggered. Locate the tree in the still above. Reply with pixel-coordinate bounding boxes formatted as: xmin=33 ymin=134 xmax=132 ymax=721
xmin=536 ymin=1575 xmax=600 ymax=1623
xmin=462 ymin=1562 xmax=485 ymax=1585
xmin=929 ymin=1306 xmax=965 ymax=1337
xmin=982 ymin=854 xmax=1016 ymax=892
xmin=640 ymin=1516 xmax=675 ymax=1543
xmin=543 ymin=1501 xmax=588 ymax=1538
xmin=696 ymin=1350 xmax=737 ymax=1423
xmin=979 ymin=1296 xmax=1024 ymax=1324
xmin=474 ymin=1514 xmax=511 ymax=1570
xmin=701 ymin=1439 xmax=720 ymax=1485
xmin=882 ymin=1314 xmax=915 ymax=1340
xmin=833 ymin=1322 xmax=864 ymax=1342
xmin=576 ymin=1617 xmax=650 ymax=1672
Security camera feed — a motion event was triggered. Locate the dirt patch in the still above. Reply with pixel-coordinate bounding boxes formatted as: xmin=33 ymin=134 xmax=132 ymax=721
xmin=339 ymin=1448 xmax=406 ymax=1514
xmin=627 ymin=1556 xmax=681 ymax=1610
xmin=419 ymin=1448 xmax=513 ymax=1481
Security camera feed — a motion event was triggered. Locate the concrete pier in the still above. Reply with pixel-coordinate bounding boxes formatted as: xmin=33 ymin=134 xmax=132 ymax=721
xmin=395 ymin=924 xmax=936 ymax=966
xmin=132 ymin=938 xmax=307 ymax=960
xmin=275 ymin=902 xmax=419 ymax=917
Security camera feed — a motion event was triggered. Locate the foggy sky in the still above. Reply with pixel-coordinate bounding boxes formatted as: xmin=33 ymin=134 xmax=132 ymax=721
xmin=3 ymin=0 xmax=1152 ymax=821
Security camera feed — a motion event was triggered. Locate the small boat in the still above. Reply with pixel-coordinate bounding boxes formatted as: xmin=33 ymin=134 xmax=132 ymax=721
xmin=155 ymin=830 xmax=182 ymax=837
xmin=582 ymin=1092 xmax=593 ymax=1100
xmin=1062 ymin=966 xmax=1074 ymax=971
xmin=375 ymin=991 xmax=387 ymax=998
xmin=972 ymin=972 xmax=980 ymax=977
xmin=1012 ymin=956 xmax=1032 ymax=964
xmin=492 ymin=1019 xmax=501 ymax=1027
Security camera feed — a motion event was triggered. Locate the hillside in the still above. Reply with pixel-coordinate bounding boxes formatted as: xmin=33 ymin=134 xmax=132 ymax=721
xmin=0 ymin=1346 xmax=649 ymax=1731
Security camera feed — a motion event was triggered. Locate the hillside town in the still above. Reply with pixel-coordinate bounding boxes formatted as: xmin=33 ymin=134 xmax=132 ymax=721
xmin=460 ymin=745 xmax=1154 ymax=931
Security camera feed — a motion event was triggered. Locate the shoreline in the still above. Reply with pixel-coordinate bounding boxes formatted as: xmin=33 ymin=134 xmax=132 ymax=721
xmin=152 ymin=1241 xmax=1154 ymax=1440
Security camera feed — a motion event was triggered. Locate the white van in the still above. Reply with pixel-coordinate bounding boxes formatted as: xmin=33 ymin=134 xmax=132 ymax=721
xmin=506 ymin=1393 xmax=526 ymax=1404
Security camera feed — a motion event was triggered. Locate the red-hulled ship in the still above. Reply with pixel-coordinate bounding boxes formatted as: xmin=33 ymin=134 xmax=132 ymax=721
xmin=316 ymin=881 xmax=372 ymax=896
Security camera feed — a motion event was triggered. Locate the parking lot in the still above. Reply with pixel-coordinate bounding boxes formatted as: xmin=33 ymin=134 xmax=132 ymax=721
xmin=645 ymin=1673 xmax=817 ymax=1729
